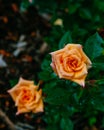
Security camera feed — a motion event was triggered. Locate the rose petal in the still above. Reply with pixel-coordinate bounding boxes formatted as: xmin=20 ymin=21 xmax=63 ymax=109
xmin=72 ymin=75 xmax=86 ymax=87
xmin=74 ymin=64 xmax=88 ymax=79
xmin=77 ymin=45 xmax=92 ymax=68
xmin=32 ymin=99 xmax=44 ymax=113
xmin=18 ymin=77 xmax=34 ymax=87
xmin=7 ymin=88 xmax=20 ymax=101
xmin=16 ymin=106 xmax=30 ymax=115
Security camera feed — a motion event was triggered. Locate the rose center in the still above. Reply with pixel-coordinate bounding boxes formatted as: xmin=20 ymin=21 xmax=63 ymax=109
xmin=65 ymin=56 xmax=80 ymax=71
xmin=20 ymin=89 xmax=32 ymax=103
xmin=68 ymin=59 xmax=78 ymax=68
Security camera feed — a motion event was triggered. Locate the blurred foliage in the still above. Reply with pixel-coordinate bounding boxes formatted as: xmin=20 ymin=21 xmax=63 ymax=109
xmin=1 ymin=0 xmax=104 ymax=130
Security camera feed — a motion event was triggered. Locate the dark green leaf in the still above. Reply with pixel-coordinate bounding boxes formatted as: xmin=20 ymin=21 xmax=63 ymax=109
xmin=60 ymin=118 xmax=73 ymax=130
xmin=68 ymin=4 xmax=80 ymax=14
xmin=47 ymin=125 xmax=59 ymax=130
xmin=20 ymin=0 xmax=34 ymax=12
xmin=84 ymin=32 xmax=103 ymax=60
xmin=41 ymin=59 xmax=51 ymax=70
xmin=44 ymin=87 xmax=71 ymax=105
xmin=97 ymin=1 xmax=104 ymax=12
xmin=79 ymin=9 xmax=92 ymax=20
xmin=38 ymin=71 xmax=56 ymax=81
xmin=59 ymin=31 xmax=72 ymax=49
xmin=92 ymin=62 xmax=104 ymax=70
xmin=88 ymin=117 xmax=96 ymax=126
xmin=95 ymin=102 xmax=104 ymax=112
xmin=10 ymin=79 xmax=18 ymax=87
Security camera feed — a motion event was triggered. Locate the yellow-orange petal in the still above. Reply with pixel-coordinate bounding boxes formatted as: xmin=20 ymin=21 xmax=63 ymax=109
xmin=72 ymin=75 xmax=86 ymax=87
xmin=76 ymin=45 xmax=92 ymax=68
xmin=7 ymin=88 xmax=19 ymax=101
xmin=58 ymin=64 xmax=74 ymax=78
xmin=16 ymin=106 xmax=30 ymax=115
xmin=32 ymin=99 xmax=44 ymax=113
xmin=18 ymin=77 xmax=34 ymax=87
xmin=64 ymin=44 xmax=82 ymax=51
xmin=50 ymin=48 xmax=64 ymax=56
xmin=74 ymin=64 xmax=88 ymax=79
xmin=50 ymin=62 xmax=58 ymax=74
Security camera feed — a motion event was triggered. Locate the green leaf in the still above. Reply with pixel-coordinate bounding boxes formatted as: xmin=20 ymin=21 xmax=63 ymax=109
xmin=90 ymin=87 xmax=104 ymax=112
xmin=38 ymin=55 xmax=57 ymax=81
xmin=38 ymin=71 xmax=56 ymax=81
xmin=95 ymin=101 xmax=104 ymax=112
xmin=20 ymin=0 xmax=34 ymax=12
xmin=97 ymin=1 xmax=104 ymax=12
xmin=84 ymin=32 xmax=103 ymax=60
xmin=59 ymin=31 xmax=72 ymax=49
xmin=10 ymin=79 xmax=18 ymax=87
xmin=88 ymin=117 xmax=96 ymax=126
xmin=92 ymin=62 xmax=104 ymax=70
xmin=46 ymin=125 xmax=59 ymax=130
xmin=44 ymin=87 xmax=71 ymax=105
xmin=59 ymin=106 xmax=77 ymax=117
xmin=60 ymin=118 xmax=73 ymax=130
xmin=79 ymin=8 xmax=92 ymax=20
xmin=68 ymin=3 xmax=80 ymax=14
xmin=41 ymin=58 xmax=51 ymax=71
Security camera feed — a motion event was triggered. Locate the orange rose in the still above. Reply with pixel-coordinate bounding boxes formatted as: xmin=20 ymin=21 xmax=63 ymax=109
xmin=50 ymin=44 xmax=92 ymax=87
xmin=8 ymin=78 xmax=44 ymax=115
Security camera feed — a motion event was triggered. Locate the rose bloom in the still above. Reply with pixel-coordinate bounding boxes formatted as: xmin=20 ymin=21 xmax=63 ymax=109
xmin=50 ymin=44 xmax=92 ymax=87
xmin=8 ymin=78 xmax=44 ymax=115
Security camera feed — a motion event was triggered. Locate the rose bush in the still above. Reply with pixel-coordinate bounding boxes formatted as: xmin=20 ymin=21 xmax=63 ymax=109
xmin=8 ymin=77 xmax=44 ymax=115
xmin=50 ymin=44 xmax=92 ymax=86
